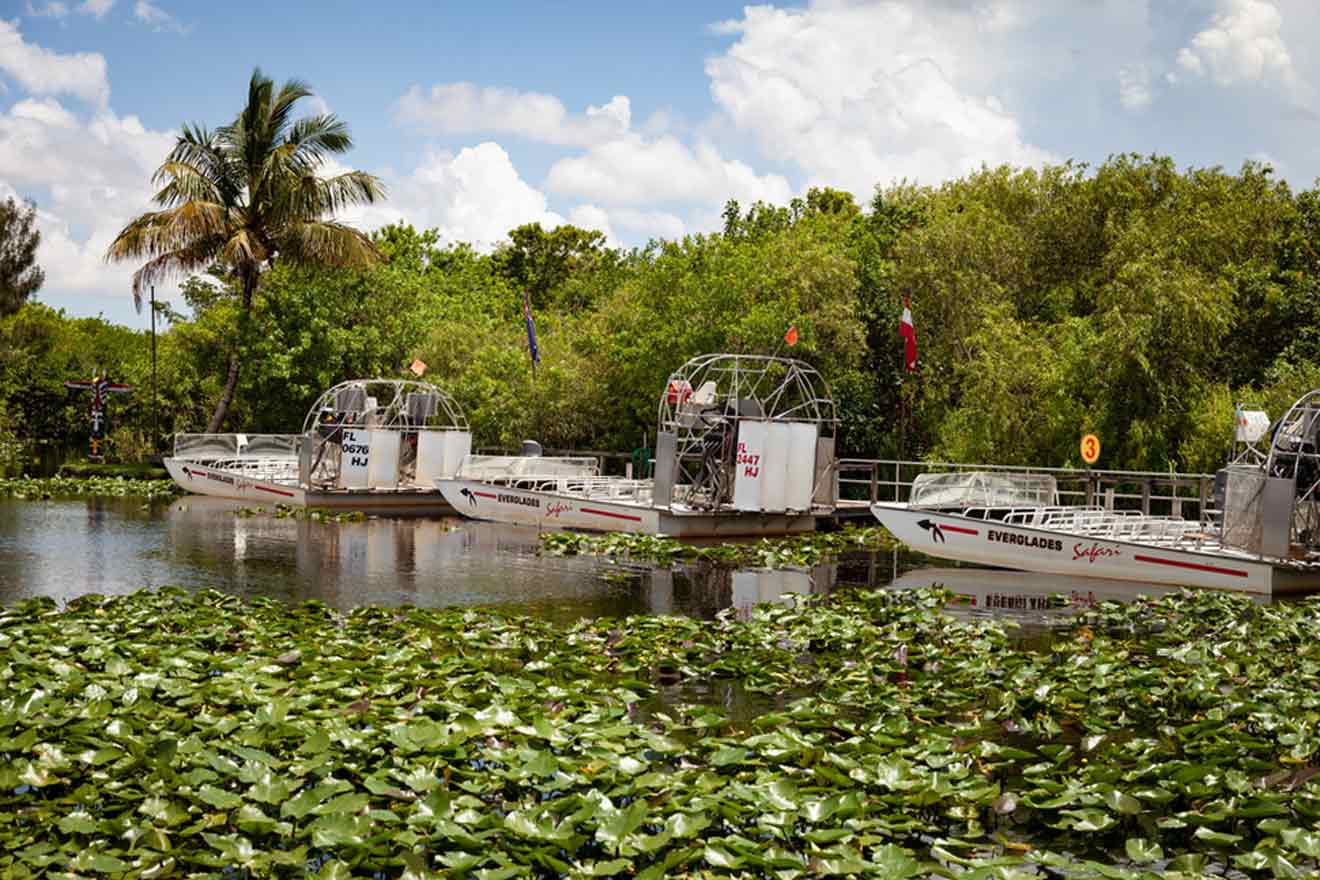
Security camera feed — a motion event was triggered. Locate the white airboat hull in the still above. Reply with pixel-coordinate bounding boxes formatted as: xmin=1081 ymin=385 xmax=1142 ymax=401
xmin=870 ymin=502 xmax=1312 ymax=595
xmin=165 ymin=458 xmax=306 ymax=505
xmin=165 ymin=458 xmax=459 ymax=516
xmin=436 ymin=479 xmax=820 ymax=537
xmin=437 ymin=479 xmax=660 ymax=533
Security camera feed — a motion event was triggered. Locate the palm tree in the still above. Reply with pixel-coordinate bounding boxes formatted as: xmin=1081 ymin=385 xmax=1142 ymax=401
xmin=107 ymin=68 xmax=386 ymax=432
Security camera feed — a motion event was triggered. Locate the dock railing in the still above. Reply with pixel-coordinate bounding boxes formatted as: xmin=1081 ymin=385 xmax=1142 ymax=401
xmin=836 ymin=458 xmax=1218 ymax=521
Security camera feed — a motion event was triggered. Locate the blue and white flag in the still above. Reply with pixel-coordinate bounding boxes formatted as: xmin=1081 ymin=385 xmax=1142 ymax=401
xmin=523 ymin=290 xmax=541 ymax=368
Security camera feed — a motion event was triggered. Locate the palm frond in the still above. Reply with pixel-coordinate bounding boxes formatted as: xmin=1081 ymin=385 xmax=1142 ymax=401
xmin=286 ymin=115 xmax=353 ymax=167
xmin=151 ymin=162 xmax=225 ymax=207
xmin=128 ymin=237 xmax=226 ymax=301
xmin=219 ymin=227 xmax=268 ymax=269
xmin=267 ymin=78 xmax=313 ymax=140
xmin=278 ymin=220 xmax=382 ymax=268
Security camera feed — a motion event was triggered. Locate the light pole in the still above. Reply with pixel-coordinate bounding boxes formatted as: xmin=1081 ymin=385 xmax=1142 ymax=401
xmin=150 ymin=285 xmax=158 ymax=455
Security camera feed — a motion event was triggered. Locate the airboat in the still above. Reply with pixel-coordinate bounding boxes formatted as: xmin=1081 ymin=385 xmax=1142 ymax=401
xmin=436 ymin=354 xmax=839 ymax=537
xmin=872 ymin=394 xmax=1320 ymax=595
xmin=164 ymin=379 xmax=480 ymax=515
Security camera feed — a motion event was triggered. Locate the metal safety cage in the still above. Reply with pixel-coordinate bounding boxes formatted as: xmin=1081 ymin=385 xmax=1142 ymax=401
xmin=1265 ymin=389 xmax=1320 ymax=554
xmin=300 ymin=379 xmax=469 ymax=490
xmin=654 ymin=354 xmax=838 ymax=509
xmin=301 ymin=379 xmax=467 ymax=435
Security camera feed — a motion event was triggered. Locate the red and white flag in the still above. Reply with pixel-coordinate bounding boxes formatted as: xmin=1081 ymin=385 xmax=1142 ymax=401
xmin=900 ymin=295 xmax=918 ymax=372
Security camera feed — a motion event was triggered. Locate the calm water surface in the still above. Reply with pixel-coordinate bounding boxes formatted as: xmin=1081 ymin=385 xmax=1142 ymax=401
xmin=0 ymin=496 xmax=1192 ymax=624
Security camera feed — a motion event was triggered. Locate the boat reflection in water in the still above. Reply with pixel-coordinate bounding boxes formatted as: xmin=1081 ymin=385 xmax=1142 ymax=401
xmin=158 ymin=497 xmax=832 ymax=619
xmin=882 ymin=561 xmax=1266 ymax=631
xmin=0 ymin=495 xmax=1269 ymax=626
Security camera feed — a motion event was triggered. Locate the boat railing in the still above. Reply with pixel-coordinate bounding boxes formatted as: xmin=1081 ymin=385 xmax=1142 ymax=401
xmin=456 ymin=455 xmax=601 ymax=486
xmin=979 ymin=505 xmax=1215 ymax=547
xmin=545 ymin=476 xmax=654 ymax=503
xmin=839 ymin=458 xmax=1217 ymax=521
xmin=193 ymin=456 xmax=301 ymax=485
xmin=174 ymin=433 xmax=301 ymax=462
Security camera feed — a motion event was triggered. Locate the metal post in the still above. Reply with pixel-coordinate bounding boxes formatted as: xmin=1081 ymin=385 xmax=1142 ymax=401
xmin=150 ymin=285 xmax=158 ymax=454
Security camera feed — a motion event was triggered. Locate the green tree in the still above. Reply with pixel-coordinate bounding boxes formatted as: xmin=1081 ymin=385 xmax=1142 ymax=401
xmin=492 ymin=222 xmax=609 ymax=310
xmin=106 ymin=68 xmax=385 ymax=432
xmin=0 ymin=197 xmax=44 ymax=317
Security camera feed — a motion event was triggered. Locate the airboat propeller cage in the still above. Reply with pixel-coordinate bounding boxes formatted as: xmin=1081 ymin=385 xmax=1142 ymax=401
xmin=652 ymin=354 xmax=838 ymax=512
xmin=300 ymin=379 xmax=471 ymax=491
xmin=1222 ymin=389 xmax=1320 ymax=559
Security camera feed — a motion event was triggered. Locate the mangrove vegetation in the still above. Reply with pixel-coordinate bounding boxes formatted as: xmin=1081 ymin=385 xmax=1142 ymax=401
xmin=5 ymin=155 xmax=1320 ymax=473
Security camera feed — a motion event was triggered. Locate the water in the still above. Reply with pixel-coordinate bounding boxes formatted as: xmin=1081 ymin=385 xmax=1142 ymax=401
xmin=0 ymin=496 xmax=1191 ymax=623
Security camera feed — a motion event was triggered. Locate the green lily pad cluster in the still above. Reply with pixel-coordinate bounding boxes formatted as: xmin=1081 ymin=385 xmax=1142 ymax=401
xmin=0 ymin=476 xmax=180 ymax=501
xmin=3 ymin=587 xmax=1320 ymax=878
xmin=540 ymin=526 xmax=901 ymax=570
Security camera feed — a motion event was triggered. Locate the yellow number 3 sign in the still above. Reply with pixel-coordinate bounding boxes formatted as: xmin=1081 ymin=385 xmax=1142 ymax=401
xmin=1080 ymin=433 xmax=1101 ymax=465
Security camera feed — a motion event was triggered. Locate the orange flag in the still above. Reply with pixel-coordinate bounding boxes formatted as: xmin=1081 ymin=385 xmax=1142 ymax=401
xmin=409 ymin=358 xmax=427 ymax=377
xmin=784 ymin=326 xmax=799 ymax=346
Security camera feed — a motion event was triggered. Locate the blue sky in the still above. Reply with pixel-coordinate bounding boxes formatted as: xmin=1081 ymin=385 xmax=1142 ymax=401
xmin=3 ymin=0 xmax=1320 ymax=329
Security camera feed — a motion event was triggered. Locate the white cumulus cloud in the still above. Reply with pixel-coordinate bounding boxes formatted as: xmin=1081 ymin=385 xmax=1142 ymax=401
xmin=1175 ymin=0 xmax=1295 ymax=87
xmin=0 ymin=18 xmax=110 ymax=107
xmin=704 ymin=1 xmax=1054 ymax=193
xmin=394 ymin=82 xmax=630 ymax=147
xmin=546 ymin=134 xmax=792 ymax=207
xmin=0 ymin=95 xmax=176 ymax=300
xmin=331 ymin=143 xmax=566 ymax=250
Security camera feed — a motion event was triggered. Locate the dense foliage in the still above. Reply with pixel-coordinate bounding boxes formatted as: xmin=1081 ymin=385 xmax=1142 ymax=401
xmin=6 ymin=155 xmax=1320 ymax=471
xmin=0 ymin=196 xmax=44 ymax=319
xmin=5 ymin=587 xmax=1320 ymax=877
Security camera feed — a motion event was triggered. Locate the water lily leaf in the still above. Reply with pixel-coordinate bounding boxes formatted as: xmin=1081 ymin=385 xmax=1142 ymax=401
xmin=1233 ymin=851 xmax=1271 ymax=872
xmin=712 ymin=746 xmax=749 ymax=766
xmin=1125 ymin=838 xmax=1162 ymax=863
xmin=803 ymin=796 xmax=839 ymax=822
xmin=582 ymin=858 xmax=632 ymax=876
xmin=234 ymin=804 xmax=278 ymax=835
xmin=765 ymin=779 xmax=799 ymax=810
xmin=1282 ymin=827 xmax=1320 ymax=857
xmin=670 ymin=812 xmax=711 ymax=838
xmin=1056 ymin=809 xmax=1116 ymax=832
xmin=871 ymin=844 xmax=924 ymax=880
xmin=704 ymin=844 xmax=743 ymax=868
xmin=804 ymin=828 xmax=853 ymax=844
xmin=309 ymin=813 xmax=369 ymax=847
xmin=597 ymin=800 xmax=648 ymax=850
xmin=474 ymin=867 xmax=524 ymax=880
xmin=88 ymin=853 xmax=132 ymax=872
xmin=524 ymin=750 xmax=557 ymax=777
xmin=249 ymin=771 xmax=293 ymax=804
xmin=281 ymin=780 xmax=352 ymax=819
xmin=317 ymin=860 xmax=353 ymax=880
xmin=196 ymin=784 xmax=242 ymax=810
xmin=1193 ymin=826 xmax=1242 ymax=845
xmin=315 ymin=791 xmax=369 ymax=815
xmin=1103 ymin=789 xmax=1142 ymax=815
